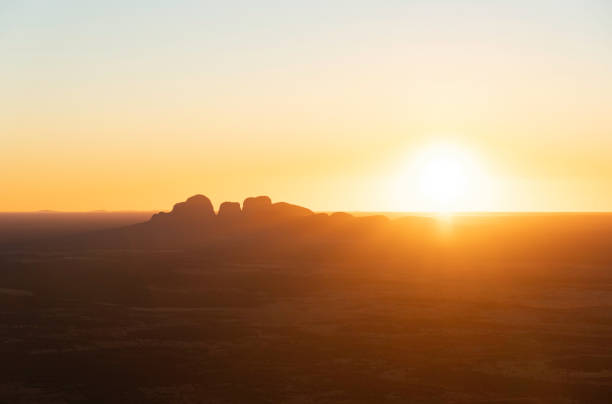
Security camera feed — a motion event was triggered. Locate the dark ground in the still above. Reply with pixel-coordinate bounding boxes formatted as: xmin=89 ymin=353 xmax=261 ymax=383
xmin=2 ymin=244 xmax=612 ymax=403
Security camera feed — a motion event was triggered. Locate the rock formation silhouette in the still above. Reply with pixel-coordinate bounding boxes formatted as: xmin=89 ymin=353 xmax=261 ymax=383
xmin=151 ymin=194 xmax=215 ymax=225
xmin=218 ymin=201 xmax=242 ymax=219
xmin=242 ymin=196 xmax=273 ymax=216
xmin=20 ymin=193 xmax=612 ymax=266
xmin=270 ymin=202 xmax=313 ymax=218
xmin=150 ymin=195 xmax=315 ymax=227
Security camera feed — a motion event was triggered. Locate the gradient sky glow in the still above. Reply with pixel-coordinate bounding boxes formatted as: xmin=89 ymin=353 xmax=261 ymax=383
xmin=2 ymin=0 xmax=612 ymax=211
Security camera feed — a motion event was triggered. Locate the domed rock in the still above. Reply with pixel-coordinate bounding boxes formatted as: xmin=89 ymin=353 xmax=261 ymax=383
xmin=147 ymin=195 xmax=215 ymax=228
xmin=270 ymin=202 xmax=313 ymax=217
xmin=242 ymin=196 xmax=272 ymax=215
xmin=330 ymin=212 xmax=353 ymax=221
xmin=169 ymin=194 xmax=215 ymax=220
xmin=218 ymin=201 xmax=242 ymax=218
xmin=150 ymin=211 xmax=170 ymax=223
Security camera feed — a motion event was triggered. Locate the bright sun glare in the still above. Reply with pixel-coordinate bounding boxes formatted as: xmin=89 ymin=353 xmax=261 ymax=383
xmin=418 ymin=145 xmax=471 ymax=202
xmin=392 ymin=142 xmax=490 ymax=213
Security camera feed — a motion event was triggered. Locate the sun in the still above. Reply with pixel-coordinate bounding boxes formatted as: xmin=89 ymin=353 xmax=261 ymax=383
xmin=391 ymin=142 xmax=490 ymax=212
xmin=418 ymin=145 xmax=471 ymax=202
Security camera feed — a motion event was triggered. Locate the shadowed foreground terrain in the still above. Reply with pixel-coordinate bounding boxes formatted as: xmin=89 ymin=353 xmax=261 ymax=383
xmin=2 ymin=195 xmax=612 ymax=403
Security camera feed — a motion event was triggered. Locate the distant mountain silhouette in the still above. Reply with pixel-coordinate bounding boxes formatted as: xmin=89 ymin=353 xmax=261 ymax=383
xmin=150 ymin=194 xmax=215 ymax=225
xmin=33 ymin=194 xmax=412 ymax=258
xmin=149 ymin=194 xmax=315 ymax=230
xmin=218 ymin=201 xmax=241 ymax=219
xmin=15 ymin=194 xmax=612 ymax=265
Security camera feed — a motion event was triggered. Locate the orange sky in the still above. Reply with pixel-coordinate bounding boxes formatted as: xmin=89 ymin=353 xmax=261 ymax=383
xmin=2 ymin=1 xmax=611 ymax=212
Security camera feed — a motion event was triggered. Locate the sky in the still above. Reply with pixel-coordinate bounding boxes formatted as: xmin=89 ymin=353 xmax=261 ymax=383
xmin=1 ymin=0 xmax=611 ymax=212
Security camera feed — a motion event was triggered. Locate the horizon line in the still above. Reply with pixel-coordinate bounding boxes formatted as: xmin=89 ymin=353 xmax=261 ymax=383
xmin=2 ymin=210 xmax=612 ymax=216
